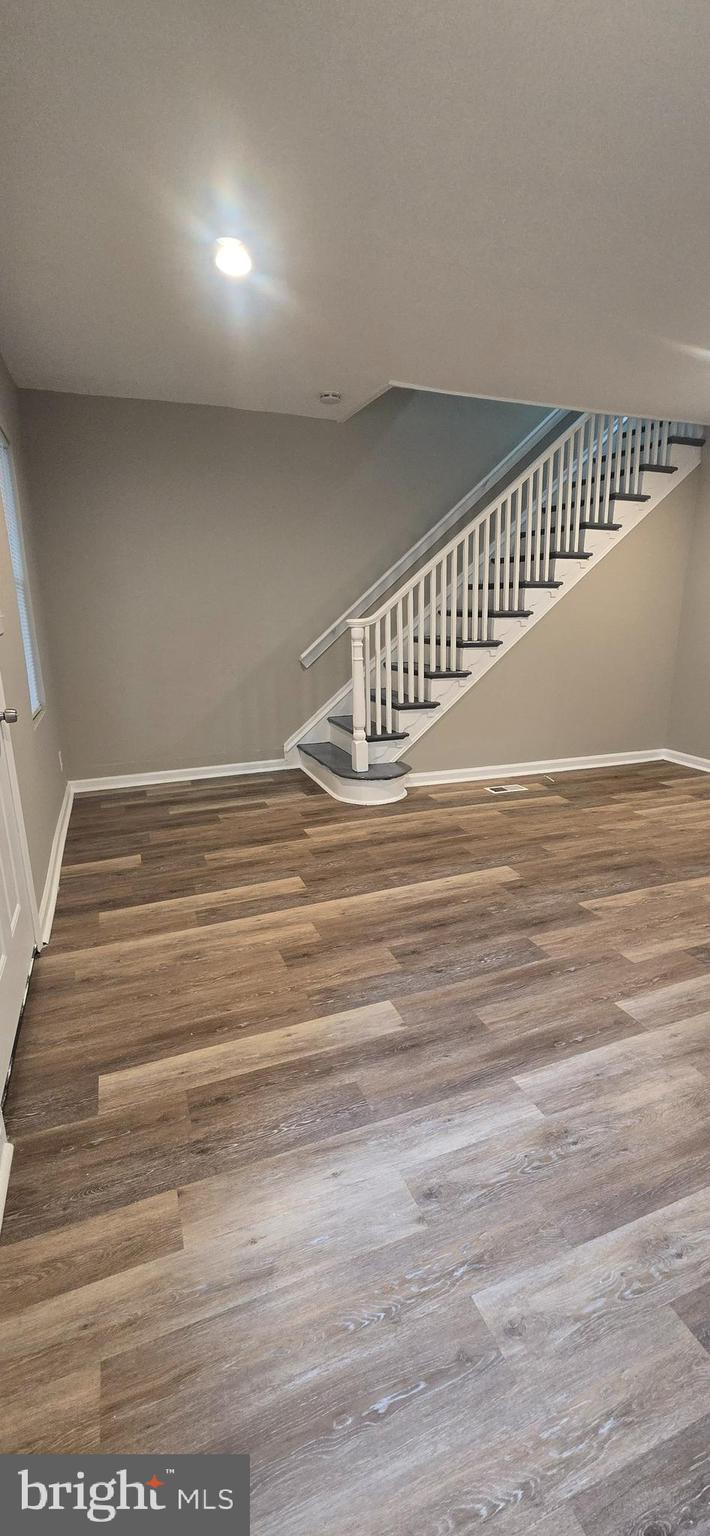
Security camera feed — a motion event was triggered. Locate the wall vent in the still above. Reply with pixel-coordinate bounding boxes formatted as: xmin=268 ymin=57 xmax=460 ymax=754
xmin=486 ymin=784 xmax=529 ymax=795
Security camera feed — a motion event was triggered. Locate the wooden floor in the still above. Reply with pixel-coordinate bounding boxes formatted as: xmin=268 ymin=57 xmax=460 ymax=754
xmin=3 ymin=763 xmax=710 ymax=1530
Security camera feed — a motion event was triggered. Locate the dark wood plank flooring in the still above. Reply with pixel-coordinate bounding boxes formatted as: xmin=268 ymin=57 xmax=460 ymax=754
xmin=3 ymin=762 xmax=710 ymax=1532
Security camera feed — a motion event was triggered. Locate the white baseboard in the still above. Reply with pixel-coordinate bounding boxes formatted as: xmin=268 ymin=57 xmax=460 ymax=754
xmin=70 ymin=757 xmax=290 ymax=794
xmin=0 ymin=1137 xmax=13 ymax=1234
xmin=38 ymin=781 xmax=74 ymax=945
xmin=661 ymin=748 xmax=710 ymax=774
xmin=407 ymin=749 xmax=669 ymax=786
xmin=64 ymin=747 xmax=710 ymax=803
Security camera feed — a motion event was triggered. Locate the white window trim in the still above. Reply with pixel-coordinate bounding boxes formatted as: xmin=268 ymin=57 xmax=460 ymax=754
xmin=0 ymin=429 xmax=46 ymax=720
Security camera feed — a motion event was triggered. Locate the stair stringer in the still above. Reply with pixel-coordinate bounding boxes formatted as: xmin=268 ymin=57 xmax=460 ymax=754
xmin=287 ymin=441 xmax=701 ymax=800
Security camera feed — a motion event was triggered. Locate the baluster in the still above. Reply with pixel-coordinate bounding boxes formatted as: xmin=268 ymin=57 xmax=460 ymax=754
xmin=438 ymin=557 xmax=446 ymax=673
xmin=429 ymin=563 xmax=437 ymax=675
xmin=618 ymin=415 xmax=626 ymax=496
xmin=564 ymin=434 xmax=575 ymax=550
xmin=525 ymin=473 xmax=531 ymax=580
xmin=632 ymin=416 xmax=642 ymax=494
xmin=557 ymin=437 xmax=567 ymax=551
xmin=660 ymin=419 xmax=669 ymax=466
xmin=600 ymin=417 xmax=612 ymax=524
xmin=594 ymin=417 xmax=606 ymax=526
xmin=450 ymin=543 xmax=458 ymax=671
xmin=541 ymin=454 xmax=553 ymax=577
xmin=418 ymin=576 xmax=425 ymax=700
xmin=374 ymin=617 xmax=382 ymax=735
xmin=583 ymin=416 xmax=595 ymax=531
xmin=364 ymin=624 xmax=372 ymax=735
xmin=615 ymin=417 xmax=625 ymax=500
xmin=604 ymin=417 xmax=614 ymax=519
xmin=396 ymin=597 xmax=404 ymax=703
xmin=407 ymin=589 xmax=414 ymax=704
xmin=502 ymin=495 xmax=511 ymax=604
xmin=349 ymin=623 xmax=369 ymax=772
xmin=605 ymin=417 xmax=614 ymax=510
xmin=522 ymin=479 xmax=531 ymax=584
xmin=512 ymin=484 xmax=523 ymax=605
xmin=431 ymin=561 xmax=438 ymax=673
xmin=473 ymin=523 xmax=481 ymax=641
xmin=612 ymin=415 xmax=621 ymax=497
xmin=544 ymin=447 xmax=555 ymax=555
xmin=494 ymin=500 xmax=504 ymax=608
xmin=460 ymin=534 xmax=470 ymax=648
xmin=385 ymin=607 xmax=393 ymax=733
xmin=481 ymin=515 xmax=490 ymax=639
xmin=571 ymin=428 xmax=583 ymax=552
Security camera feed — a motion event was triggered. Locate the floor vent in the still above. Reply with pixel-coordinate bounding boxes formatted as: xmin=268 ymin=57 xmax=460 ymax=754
xmin=486 ymin=783 xmax=529 ymax=795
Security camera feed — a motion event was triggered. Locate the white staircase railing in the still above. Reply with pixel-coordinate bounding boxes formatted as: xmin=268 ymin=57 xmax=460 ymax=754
xmin=346 ymin=416 xmax=701 ymax=770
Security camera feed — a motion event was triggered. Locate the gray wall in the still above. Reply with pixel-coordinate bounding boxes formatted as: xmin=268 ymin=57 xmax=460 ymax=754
xmin=670 ymin=448 xmax=710 ymax=759
xmin=408 ymin=470 xmax=699 ymax=770
xmin=0 ymin=355 xmax=65 ymax=898
xmin=19 ymin=388 xmax=548 ymax=778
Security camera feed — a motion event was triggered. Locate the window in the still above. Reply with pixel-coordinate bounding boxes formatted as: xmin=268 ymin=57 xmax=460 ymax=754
xmin=0 ymin=434 xmax=45 ymax=718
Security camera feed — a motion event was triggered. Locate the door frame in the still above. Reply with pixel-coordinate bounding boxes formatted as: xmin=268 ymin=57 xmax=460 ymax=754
xmin=0 ymin=654 xmax=41 ymax=950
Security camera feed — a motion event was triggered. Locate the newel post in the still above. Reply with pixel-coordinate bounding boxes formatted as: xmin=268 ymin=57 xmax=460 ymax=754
xmin=348 ymin=622 xmax=369 ymax=773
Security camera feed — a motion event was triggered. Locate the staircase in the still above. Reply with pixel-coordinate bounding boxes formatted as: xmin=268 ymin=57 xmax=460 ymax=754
xmin=290 ymin=414 xmax=705 ymax=804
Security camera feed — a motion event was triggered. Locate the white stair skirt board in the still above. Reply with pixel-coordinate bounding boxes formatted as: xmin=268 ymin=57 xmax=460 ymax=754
xmin=0 ymin=1136 xmax=13 ymax=1234
xmin=39 ymin=781 xmax=74 ymax=945
xmin=290 ymin=418 xmax=705 ymax=805
xmin=71 ymin=758 xmax=290 ymax=794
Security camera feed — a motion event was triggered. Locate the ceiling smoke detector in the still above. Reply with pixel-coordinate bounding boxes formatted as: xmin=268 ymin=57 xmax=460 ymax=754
xmin=319 ymin=391 xmax=342 ymax=405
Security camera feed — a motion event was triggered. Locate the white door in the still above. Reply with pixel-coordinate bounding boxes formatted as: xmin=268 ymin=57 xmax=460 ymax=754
xmin=0 ymin=704 xmax=35 ymax=1093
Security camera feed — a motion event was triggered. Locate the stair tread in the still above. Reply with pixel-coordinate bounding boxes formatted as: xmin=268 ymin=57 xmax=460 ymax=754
xmin=422 ymin=636 xmax=503 ymax=648
xmin=517 ymin=540 xmax=591 ymax=558
xmin=300 ymin=741 xmax=411 ymax=781
xmin=370 ymin=692 xmax=440 ymax=710
xmin=469 ymin=580 xmax=562 ymax=591
xmin=668 ymin=434 xmax=706 ymax=445
xmin=329 ymin=714 xmax=409 ymax=743
xmin=393 ymin=665 xmax=471 ymax=680
xmin=448 ymin=607 xmax=532 ymax=619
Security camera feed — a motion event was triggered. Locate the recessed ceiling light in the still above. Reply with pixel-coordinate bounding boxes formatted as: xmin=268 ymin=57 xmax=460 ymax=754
xmin=319 ymin=391 xmax=342 ymax=404
xmin=214 ymin=238 xmax=252 ymax=278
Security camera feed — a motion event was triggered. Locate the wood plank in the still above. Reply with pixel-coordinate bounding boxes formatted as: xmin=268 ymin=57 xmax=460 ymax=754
xmin=98 ymin=1000 xmax=405 ymax=1108
xmin=0 ymin=1191 xmax=183 ymax=1313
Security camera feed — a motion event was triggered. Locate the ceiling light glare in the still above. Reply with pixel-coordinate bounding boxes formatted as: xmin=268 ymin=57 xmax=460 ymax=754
xmin=214 ymin=237 xmax=253 ymax=278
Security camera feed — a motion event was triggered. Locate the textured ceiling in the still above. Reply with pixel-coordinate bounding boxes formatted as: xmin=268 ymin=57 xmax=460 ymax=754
xmin=1 ymin=0 xmax=709 ymax=420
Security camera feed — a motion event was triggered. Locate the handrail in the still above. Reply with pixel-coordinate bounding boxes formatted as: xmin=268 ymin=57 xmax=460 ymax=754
xmin=299 ymin=407 xmax=566 ymax=668
xmin=345 ymin=415 xmax=702 ymax=770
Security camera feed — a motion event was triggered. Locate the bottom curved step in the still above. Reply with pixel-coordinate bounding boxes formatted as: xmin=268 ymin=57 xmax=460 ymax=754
xmin=298 ymin=741 xmax=411 ymax=805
